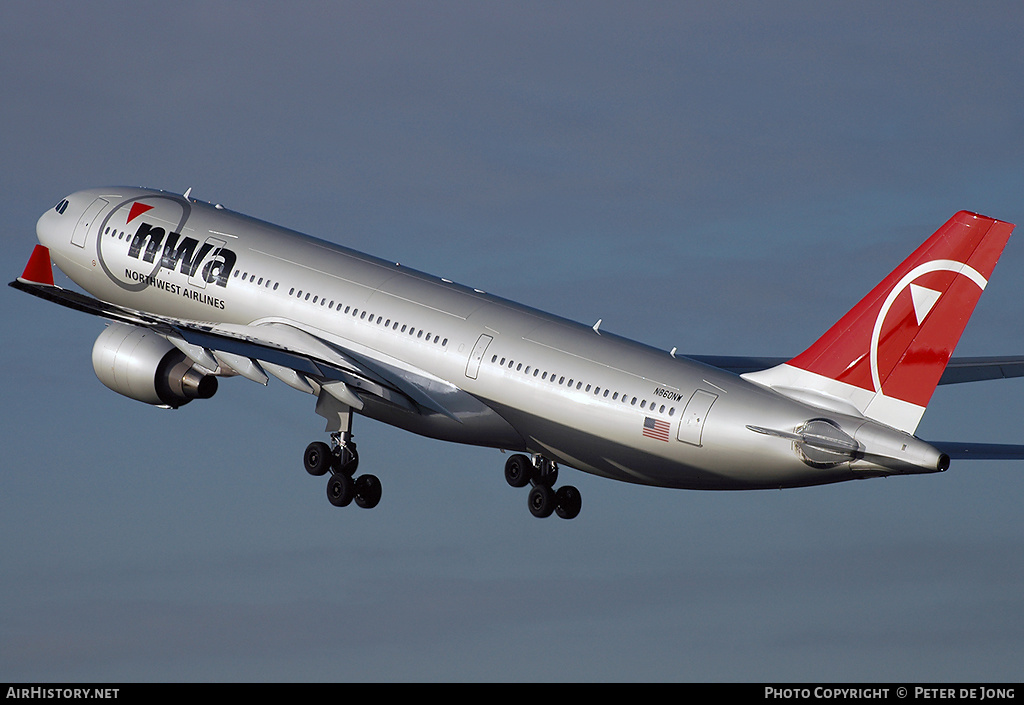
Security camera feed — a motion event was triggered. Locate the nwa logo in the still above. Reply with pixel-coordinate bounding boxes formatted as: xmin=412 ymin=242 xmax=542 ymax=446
xmin=128 ymin=221 xmax=236 ymax=287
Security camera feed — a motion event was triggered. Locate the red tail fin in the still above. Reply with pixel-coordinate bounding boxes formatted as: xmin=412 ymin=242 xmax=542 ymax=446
xmin=744 ymin=212 xmax=1014 ymax=432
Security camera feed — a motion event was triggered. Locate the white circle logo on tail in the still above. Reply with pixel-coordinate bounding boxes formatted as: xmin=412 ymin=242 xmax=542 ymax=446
xmin=869 ymin=259 xmax=987 ymax=395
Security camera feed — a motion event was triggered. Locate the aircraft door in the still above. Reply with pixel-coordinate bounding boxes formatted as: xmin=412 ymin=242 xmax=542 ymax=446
xmin=677 ymin=390 xmax=718 ymax=446
xmin=72 ymin=197 xmax=109 ymax=248
xmin=465 ymin=334 xmax=493 ymax=379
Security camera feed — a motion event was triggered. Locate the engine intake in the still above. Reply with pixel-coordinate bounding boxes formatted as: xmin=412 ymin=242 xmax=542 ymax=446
xmin=92 ymin=323 xmax=217 ymax=408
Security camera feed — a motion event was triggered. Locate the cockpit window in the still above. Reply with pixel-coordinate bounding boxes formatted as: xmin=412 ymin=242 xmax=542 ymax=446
xmin=54 ymin=199 xmax=69 ymax=214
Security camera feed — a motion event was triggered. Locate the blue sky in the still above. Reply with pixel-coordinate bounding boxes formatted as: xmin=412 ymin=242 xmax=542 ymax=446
xmin=2 ymin=2 xmax=1023 ymax=681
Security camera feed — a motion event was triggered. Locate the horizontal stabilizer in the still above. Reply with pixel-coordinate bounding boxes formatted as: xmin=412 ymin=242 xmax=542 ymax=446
xmin=746 ymin=424 xmax=860 ymax=455
xmin=930 ymin=442 xmax=1024 ymax=460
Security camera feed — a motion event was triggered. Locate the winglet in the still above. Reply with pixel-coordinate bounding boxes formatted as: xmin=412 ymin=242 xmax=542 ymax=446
xmin=19 ymin=245 xmax=55 ymax=286
xmin=743 ymin=211 xmax=1015 ymax=433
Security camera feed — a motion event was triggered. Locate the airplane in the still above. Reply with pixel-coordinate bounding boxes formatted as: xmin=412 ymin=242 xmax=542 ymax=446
xmin=12 ymin=186 xmax=1024 ymax=520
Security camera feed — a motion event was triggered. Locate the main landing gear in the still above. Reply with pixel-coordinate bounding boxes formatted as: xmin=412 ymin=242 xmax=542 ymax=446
xmin=504 ymin=453 xmax=581 ymax=520
xmin=307 ymin=390 xmax=381 ymax=509
xmin=303 ymin=431 xmax=382 ymax=509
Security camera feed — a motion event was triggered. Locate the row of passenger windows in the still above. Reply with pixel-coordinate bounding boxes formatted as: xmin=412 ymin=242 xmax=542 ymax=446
xmin=490 ymin=354 xmax=678 ymax=417
xmin=107 ymin=235 xmax=451 ymax=350
xmin=233 ymin=268 xmax=280 ymax=290
xmin=231 ymin=268 xmax=449 ymax=348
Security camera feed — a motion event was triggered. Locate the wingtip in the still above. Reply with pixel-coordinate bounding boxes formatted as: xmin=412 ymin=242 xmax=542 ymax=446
xmin=19 ymin=245 xmax=55 ymax=286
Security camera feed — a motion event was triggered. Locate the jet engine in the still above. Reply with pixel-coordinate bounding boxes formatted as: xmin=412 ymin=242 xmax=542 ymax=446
xmin=92 ymin=323 xmax=217 ymax=408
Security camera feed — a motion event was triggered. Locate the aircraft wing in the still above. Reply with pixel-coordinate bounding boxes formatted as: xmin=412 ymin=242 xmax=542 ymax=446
xmin=12 ymin=275 xmax=1022 ymax=420
xmin=688 ymin=355 xmax=1024 ymax=385
xmin=9 ymin=277 xmax=461 ymax=420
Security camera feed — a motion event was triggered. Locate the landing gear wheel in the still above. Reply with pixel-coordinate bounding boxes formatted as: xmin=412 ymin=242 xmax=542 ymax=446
xmin=326 ymin=472 xmax=354 ymax=507
xmin=528 ymin=484 xmax=556 ymax=518
xmin=354 ymin=474 xmax=382 ymax=509
xmin=504 ymin=454 xmax=533 ymax=488
xmin=555 ymin=485 xmax=582 ymax=520
xmin=304 ymin=441 xmax=332 ymax=476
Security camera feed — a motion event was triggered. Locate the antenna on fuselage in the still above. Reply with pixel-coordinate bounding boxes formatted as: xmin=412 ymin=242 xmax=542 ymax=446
xmin=592 ymin=319 xmax=602 ymax=335
xmin=183 ymin=187 xmax=193 ymax=201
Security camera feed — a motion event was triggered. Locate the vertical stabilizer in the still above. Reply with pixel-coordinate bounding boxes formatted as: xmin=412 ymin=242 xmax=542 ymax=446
xmin=743 ymin=211 xmax=1014 ymax=433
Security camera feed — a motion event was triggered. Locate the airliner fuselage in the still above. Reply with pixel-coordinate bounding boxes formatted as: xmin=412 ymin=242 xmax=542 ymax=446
xmin=31 ymin=186 xmax=954 ymax=500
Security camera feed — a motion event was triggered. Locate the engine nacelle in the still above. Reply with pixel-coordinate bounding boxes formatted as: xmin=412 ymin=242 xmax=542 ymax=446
xmin=92 ymin=323 xmax=217 ymax=408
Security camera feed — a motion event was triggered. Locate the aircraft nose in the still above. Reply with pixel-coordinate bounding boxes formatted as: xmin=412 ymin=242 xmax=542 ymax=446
xmin=36 ymin=196 xmax=72 ymax=250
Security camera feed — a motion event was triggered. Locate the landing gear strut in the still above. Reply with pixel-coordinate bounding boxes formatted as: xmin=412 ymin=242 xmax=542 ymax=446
xmin=504 ymin=453 xmax=581 ymax=519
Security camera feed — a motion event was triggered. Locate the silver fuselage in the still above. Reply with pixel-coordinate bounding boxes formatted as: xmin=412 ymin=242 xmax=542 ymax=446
xmin=36 ymin=187 xmax=938 ymax=490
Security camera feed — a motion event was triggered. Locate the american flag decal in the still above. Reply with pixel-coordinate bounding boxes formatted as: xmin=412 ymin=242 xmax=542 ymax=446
xmin=642 ymin=416 xmax=670 ymax=442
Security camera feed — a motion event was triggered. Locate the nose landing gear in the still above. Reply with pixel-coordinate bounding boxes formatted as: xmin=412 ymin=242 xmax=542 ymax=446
xmin=504 ymin=453 xmax=581 ymax=519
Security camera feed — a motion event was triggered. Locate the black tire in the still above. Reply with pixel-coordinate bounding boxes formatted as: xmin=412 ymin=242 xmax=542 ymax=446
xmin=528 ymin=484 xmax=555 ymax=518
xmin=555 ymin=485 xmax=582 ymax=520
xmin=304 ymin=441 xmax=332 ymax=476
xmin=326 ymin=472 xmax=354 ymax=507
xmin=504 ymin=454 xmax=533 ymax=488
xmin=333 ymin=446 xmax=359 ymax=476
xmin=354 ymin=474 xmax=382 ymax=509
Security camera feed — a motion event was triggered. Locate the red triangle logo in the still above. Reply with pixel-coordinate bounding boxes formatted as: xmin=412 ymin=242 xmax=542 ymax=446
xmin=127 ymin=202 xmax=154 ymax=223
